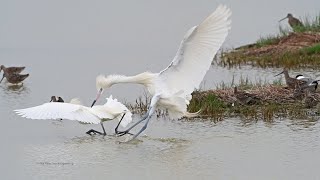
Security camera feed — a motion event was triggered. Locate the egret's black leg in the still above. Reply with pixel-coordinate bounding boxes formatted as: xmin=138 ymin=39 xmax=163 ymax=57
xmin=100 ymin=122 xmax=106 ymax=136
xmin=115 ymin=113 xmax=133 ymax=135
xmin=117 ymin=96 xmax=159 ymax=141
xmin=116 ymin=112 xmax=149 ymax=137
xmin=115 ymin=113 xmax=126 ymax=134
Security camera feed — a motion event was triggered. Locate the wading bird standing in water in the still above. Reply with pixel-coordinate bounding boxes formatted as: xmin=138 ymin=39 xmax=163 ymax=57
xmin=0 ymin=65 xmax=29 ymax=84
xmin=15 ymin=95 xmax=132 ymax=136
xmin=91 ymin=5 xmax=232 ymax=141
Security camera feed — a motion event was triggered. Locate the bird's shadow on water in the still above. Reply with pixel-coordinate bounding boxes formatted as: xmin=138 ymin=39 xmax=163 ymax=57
xmin=65 ymin=134 xmax=190 ymax=149
xmin=0 ymin=82 xmax=30 ymax=95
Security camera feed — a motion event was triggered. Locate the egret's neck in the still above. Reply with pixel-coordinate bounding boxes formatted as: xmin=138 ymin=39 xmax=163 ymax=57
xmin=109 ymin=72 xmax=155 ymax=86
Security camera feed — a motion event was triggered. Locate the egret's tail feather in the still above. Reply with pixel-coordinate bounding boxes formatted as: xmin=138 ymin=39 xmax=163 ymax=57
xmin=184 ymin=109 xmax=201 ymax=118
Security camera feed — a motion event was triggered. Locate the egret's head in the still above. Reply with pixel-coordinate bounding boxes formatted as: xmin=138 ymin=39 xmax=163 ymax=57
xmin=0 ymin=65 xmax=4 ymax=72
xmin=96 ymin=74 xmax=113 ymax=90
xmin=91 ymin=75 xmax=112 ymax=107
xmin=287 ymin=13 xmax=293 ymax=18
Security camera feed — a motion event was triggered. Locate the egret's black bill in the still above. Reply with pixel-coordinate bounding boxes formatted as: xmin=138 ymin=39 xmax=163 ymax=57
xmin=91 ymin=88 xmax=103 ymax=107
xmin=91 ymin=100 xmax=97 ymax=107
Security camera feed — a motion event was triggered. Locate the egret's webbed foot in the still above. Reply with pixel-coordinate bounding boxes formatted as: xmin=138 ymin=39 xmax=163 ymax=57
xmin=86 ymin=129 xmax=106 ymax=136
xmin=115 ymin=108 xmax=154 ymax=142
xmin=115 ymin=130 xmax=133 ymax=137
xmin=86 ymin=123 xmax=107 ymax=136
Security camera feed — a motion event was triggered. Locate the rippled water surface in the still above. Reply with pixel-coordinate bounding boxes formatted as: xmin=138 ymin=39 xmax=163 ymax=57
xmin=1 ymin=0 xmax=320 ymax=179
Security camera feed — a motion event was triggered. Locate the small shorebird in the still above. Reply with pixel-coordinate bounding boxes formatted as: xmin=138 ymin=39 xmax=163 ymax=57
xmin=279 ymin=13 xmax=303 ymax=30
xmin=0 ymin=65 xmax=25 ymax=74
xmin=14 ymin=95 xmax=132 ymax=136
xmin=234 ymin=87 xmax=260 ymax=105
xmin=50 ymin=96 xmax=65 ymax=102
xmin=0 ymin=65 xmax=29 ymax=84
xmin=275 ymin=68 xmax=306 ymax=89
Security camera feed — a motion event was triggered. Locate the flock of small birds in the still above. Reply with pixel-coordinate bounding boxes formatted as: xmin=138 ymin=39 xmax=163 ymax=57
xmin=275 ymin=68 xmax=320 ymax=108
xmin=233 ymin=68 xmax=320 ymax=108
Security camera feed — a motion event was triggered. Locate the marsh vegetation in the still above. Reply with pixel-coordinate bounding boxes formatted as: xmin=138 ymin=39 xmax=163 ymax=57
xmin=219 ymin=15 xmax=320 ymax=69
xmin=127 ymin=78 xmax=320 ymax=122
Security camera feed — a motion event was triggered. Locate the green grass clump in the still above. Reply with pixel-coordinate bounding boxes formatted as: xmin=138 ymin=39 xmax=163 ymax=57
xmin=301 ymin=43 xmax=320 ymax=55
xmin=255 ymin=26 xmax=289 ymax=47
xmin=256 ymin=35 xmax=281 ymax=47
xmin=294 ymin=14 xmax=320 ymax=33
xmin=188 ymin=92 xmax=226 ymax=121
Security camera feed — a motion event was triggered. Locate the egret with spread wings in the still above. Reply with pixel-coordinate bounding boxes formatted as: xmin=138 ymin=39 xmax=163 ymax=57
xmin=15 ymin=95 xmax=132 ymax=135
xmin=91 ymin=5 xmax=232 ymax=141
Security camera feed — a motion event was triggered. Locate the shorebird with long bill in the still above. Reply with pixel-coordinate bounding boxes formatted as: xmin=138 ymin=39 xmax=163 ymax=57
xmin=0 ymin=65 xmax=29 ymax=84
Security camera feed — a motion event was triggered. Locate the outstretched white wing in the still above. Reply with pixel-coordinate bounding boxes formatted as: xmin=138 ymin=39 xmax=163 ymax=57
xmin=159 ymin=5 xmax=231 ymax=95
xmin=103 ymin=95 xmax=133 ymax=127
xmin=14 ymin=102 xmax=101 ymax=124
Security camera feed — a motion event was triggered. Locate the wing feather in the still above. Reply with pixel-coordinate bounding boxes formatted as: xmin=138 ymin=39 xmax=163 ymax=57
xmin=14 ymin=102 xmax=101 ymax=124
xmin=159 ymin=5 xmax=231 ymax=95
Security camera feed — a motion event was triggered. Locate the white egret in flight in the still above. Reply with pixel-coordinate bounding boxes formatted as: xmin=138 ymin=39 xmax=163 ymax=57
xmin=91 ymin=5 xmax=232 ymax=141
xmin=15 ymin=95 xmax=132 ymax=135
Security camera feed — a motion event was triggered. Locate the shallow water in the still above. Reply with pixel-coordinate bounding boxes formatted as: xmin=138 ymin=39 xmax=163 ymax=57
xmin=1 ymin=0 xmax=320 ymax=179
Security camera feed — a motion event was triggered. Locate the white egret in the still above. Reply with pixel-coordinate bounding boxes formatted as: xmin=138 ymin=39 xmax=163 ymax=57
xmin=91 ymin=5 xmax=232 ymax=141
xmin=15 ymin=95 xmax=132 ymax=135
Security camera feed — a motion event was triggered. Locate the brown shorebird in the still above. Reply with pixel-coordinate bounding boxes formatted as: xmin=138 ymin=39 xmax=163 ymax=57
xmin=275 ymin=68 xmax=306 ymax=89
xmin=279 ymin=13 xmax=303 ymax=30
xmin=0 ymin=65 xmax=29 ymax=84
xmin=50 ymin=96 xmax=65 ymax=102
xmin=234 ymin=87 xmax=260 ymax=105
xmin=0 ymin=65 xmax=25 ymax=74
